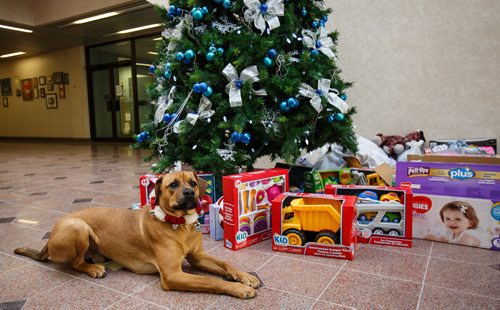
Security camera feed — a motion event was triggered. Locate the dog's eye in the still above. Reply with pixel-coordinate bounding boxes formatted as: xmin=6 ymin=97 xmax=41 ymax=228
xmin=190 ymin=181 xmax=197 ymax=187
xmin=169 ymin=182 xmax=178 ymax=189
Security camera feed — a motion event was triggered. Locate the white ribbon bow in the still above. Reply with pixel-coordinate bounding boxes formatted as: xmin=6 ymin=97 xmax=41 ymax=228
xmin=298 ymin=79 xmax=348 ymax=114
xmin=162 ymin=15 xmax=193 ymax=51
xmin=222 ymin=63 xmax=267 ymax=107
xmin=173 ymin=96 xmax=214 ymax=133
xmin=243 ymin=0 xmax=284 ymax=34
xmin=302 ymin=28 xmax=335 ymax=60
xmin=154 ymin=86 xmax=176 ymax=126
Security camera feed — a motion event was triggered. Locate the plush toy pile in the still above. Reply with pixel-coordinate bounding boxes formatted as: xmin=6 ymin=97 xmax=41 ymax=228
xmin=372 ymin=131 xmax=425 ymax=160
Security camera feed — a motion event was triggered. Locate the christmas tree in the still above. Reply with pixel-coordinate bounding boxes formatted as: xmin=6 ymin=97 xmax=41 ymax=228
xmin=133 ymin=0 xmax=357 ymax=179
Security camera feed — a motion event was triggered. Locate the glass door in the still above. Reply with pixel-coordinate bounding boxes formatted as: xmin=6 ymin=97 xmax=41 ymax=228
xmin=90 ymin=67 xmax=135 ymax=139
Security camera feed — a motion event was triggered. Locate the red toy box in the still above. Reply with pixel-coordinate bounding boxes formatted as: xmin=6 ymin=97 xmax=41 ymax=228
xmin=271 ymin=192 xmax=357 ymax=260
xmin=326 ymin=184 xmax=413 ymax=248
xmin=222 ymin=168 xmax=289 ymax=250
xmin=139 ymin=173 xmax=216 ymax=234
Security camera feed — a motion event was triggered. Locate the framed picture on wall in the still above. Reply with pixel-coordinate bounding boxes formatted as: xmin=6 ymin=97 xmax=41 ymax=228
xmin=34 ymin=89 xmax=39 ymax=99
xmin=2 ymin=97 xmax=7 ymax=107
xmin=40 ymin=88 xmax=46 ymax=98
xmin=46 ymin=93 xmax=57 ymax=109
xmin=1 ymin=78 xmax=12 ymax=96
xmin=14 ymin=76 xmax=21 ymax=96
xmin=63 ymin=73 xmax=69 ymax=85
xmin=58 ymin=84 xmax=65 ymax=99
xmin=53 ymin=72 xmax=63 ymax=84
xmin=47 ymin=83 xmax=53 ymax=91
xmin=47 ymin=75 xmax=52 ymax=83
xmin=21 ymin=78 xmax=34 ymax=101
xmin=39 ymin=76 xmax=46 ymax=85
xmin=33 ymin=77 xmax=38 ymax=88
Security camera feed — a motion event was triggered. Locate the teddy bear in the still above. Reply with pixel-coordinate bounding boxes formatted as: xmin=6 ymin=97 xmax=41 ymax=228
xmin=372 ymin=133 xmax=406 ymax=158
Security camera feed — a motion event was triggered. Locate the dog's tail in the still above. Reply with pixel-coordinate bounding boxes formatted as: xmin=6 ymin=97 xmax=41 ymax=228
xmin=14 ymin=243 xmax=49 ymax=262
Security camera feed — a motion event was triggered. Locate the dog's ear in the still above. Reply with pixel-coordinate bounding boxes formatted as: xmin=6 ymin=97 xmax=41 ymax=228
xmin=154 ymin=175 xmax=164 ymax=206
xmin=196 ymin=174 xmax=207 ymax=197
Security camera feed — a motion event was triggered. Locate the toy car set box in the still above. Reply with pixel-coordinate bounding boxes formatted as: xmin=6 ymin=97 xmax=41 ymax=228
xmin=271 ymin=192 xmax=358 ymax=260
xmin=139 ymin=173 xmax=217 ymax=234
xmin=396 ymin=156 xmax=500 ymax=250
xmin=222 ymin=168 xmax=289 ymax=250
xmin=325 ymin=184 xmax=413 ymax=248
xmin=304 ymin=168 xmax=387 ymax=193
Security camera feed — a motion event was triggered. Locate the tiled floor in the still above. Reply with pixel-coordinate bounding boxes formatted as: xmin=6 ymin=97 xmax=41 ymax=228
xmin=0 ymin=141 xmax=499 ymax=309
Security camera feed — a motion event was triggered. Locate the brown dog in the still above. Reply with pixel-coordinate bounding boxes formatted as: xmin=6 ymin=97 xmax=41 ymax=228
xmin=14 ymin=171 xmax=260 ymax=298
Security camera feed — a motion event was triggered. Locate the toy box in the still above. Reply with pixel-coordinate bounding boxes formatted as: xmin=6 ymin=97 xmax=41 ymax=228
xmin=222 ymin=168 xmax=289 ymax=250
xmin=396 ymin=157 xmax=500 ymax=250
xmin=326 ymin=184 xmax=413 ymax=248
xmin=271 ymin=192 xmax=357 ymax=260
xmin=139 ymin=173 xmax=217 ymax=234
xmin=209 ymin=203 xmax=224 ymax=240
xmin=304 ymin=168 xmax=387 ymax=193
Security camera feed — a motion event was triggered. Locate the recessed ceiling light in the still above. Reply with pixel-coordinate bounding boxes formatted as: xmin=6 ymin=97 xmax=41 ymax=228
xmin=0 ymin=24 xmax=32 ymax=33
xmin=73 ymin=12 xmax=119 ymax=24
xmin=0 ymin=51 xmax=26 ymax=58
xmin=116 ymin=23 xmax=162 ymax=34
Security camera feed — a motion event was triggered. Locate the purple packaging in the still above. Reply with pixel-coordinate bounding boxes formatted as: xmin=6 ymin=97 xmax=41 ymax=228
xmin=396 ymin=160 xmax=500 ymax=250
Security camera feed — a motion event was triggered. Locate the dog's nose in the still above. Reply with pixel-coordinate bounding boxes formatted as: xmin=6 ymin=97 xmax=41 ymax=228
xmin=182 ymin=188 xmax=195 ymax=197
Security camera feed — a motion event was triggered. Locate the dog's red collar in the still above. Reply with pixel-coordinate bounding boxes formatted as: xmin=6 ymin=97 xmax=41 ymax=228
xmin=149 ymin=202 xmax=204 ymax=227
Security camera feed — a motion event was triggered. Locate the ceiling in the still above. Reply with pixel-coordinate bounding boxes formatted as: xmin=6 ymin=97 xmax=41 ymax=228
xmin=0 ymin=1 xmax=163 ymax=62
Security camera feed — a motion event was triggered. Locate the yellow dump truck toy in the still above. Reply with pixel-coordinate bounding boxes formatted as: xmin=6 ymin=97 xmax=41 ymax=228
xmin=282 ymin=198 xmax=342 ymax=246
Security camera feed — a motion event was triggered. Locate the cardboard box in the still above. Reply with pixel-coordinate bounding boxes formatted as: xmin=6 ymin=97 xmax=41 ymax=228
xmin=209 ymin=203 xmax=224 ymax=240
xmin=325 ymin=184 xmax=413 ymax=248
xmin=271 ymin=192 xmax=357 ymax=260
xmin=396 ymin=158 xmax=500 ymax=250
xmin=304 ymin=168 xmax=387 ymax=193
xmin=223 ymin=168 xmax=289 ymax=250
xmin=139 ymin=173 xmax=217 ymax=234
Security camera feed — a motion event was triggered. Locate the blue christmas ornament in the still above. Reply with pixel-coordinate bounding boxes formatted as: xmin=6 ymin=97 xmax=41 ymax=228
xmin=148 ymin=65 xmax=156 ymax=74
xmin=163 ymin=70 xmax=171 ymax=79
xmin=202 ymin=7 xmax=208 ymax=14
xmin=234 ymin=79 xmax=243 ymax=89
xmin=327 ymin=115 xmax=335 ymax=123
xmin=334 ymin=113 xmax=345 ymax=121
xmin=260 ymin=3 xmax=268 ymax=14
xmin=267 ymin=48 xmax=278 ymax=59
xmin=144 ymin=131 xmax=151 ymax=139
xmin=223 ymin=0 xmax=232 ymax=9
xmin=163 ymin=113 xmax=172 ymax=123
xmin=301 ymin=7 xmax=307 ymax=16
xmin=321 ymin=15 xmax=328 ymax=22
xmin=280 ymin=101 xmax=290 ymax=112
xmin=170 ymin=113 xmax=177 ymax=121
xmin=263 ymin=57 xmax=273 ymax=67
xmin=315 ymin=40 xmax=322 ymax=49
xmin=216 ymin=47 xmax=224 ymax=55
xmin=175 ymin=8 xmax=182 ymax=16
xmin=136 ymin=133 xmax=144 ymax=142
xmin=310 ymin=49 xmax=320 ymax=57
xmin=175 ymin=52 xmax=184 ymax=60
xmin=287 ymin=97 xmax=299 ymax=109
xmin=193 ymin=9 xmax=203 ymax=20
xmin=184 ymin=49 xmax=195 ymax=60
xmin=203 ymin=86 xmax=213 ymax=97
xmin=165 ymin=62 xmax=171 ymax=69
xmin=193 ymin=83 xmax=201 ymax=93
xmin=169 ymin=5 xmax=176 ymax=14
xmin=241 ymin=132 xmax=251 ymax=145
xmin=340 ymin=93 xmax=347 ymax=101
xmin=209 ymin=46 xmax=217 ymax=53
xmin=312 ymin=20 xmax=319 ymax=28
xmin=199 ymin=82 xmax=208 ymax=92
xmin=230 ymin=131 xmax=241 ymax=143
xmin=206 ymin=52 xmax=215 ymax=61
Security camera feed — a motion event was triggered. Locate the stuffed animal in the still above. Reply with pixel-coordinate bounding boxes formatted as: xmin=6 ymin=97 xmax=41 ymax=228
xmin=404 ymin=130 xmax=425 ymax=143
xmin=398 ymin=140 xmax=424 ymax=161
xmin=372 ymin=134 xmax=406 ymax=158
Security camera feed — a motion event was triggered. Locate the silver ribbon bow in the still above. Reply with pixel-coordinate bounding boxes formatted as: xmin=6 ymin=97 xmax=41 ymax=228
xmin=162 ymin=15 xmax=193 ymax=51
xmin=154 ymin=86 xmax=176 ymax=126
xmin=243 ymin=0 xmax=284 ymax=34
xmin=302 ymin=28 xmax=335 ymax=60
xmin=173 ymin=96 xmax=214 ymax=133
xmin=222 ymin=63 xmax=267 ymax=107
xmin=298 ymin=78 xmax=348 ymax=114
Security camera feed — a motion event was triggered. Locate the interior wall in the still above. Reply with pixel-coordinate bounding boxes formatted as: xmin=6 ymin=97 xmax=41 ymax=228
xmin=0 ymin=46 xmax=90 ymax=139
xmin=327 ymin=0 xmax=500 ymax=141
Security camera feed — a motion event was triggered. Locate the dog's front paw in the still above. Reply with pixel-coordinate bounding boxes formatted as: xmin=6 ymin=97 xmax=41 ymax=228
xmin=238 ymin=271 xmax=261 ymax=288
xmin=231 ymin=283 xmax=257 ymax=299
xmin=85 ymin=264 xmax=106 ymax=278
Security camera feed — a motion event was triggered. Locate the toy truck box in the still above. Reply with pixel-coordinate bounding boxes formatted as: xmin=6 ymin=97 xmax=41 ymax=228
xmin=304 ymin=168 xmax=387 ymax=193
xmin=139 ymin=173 xmax=217 ymax=234
xmin=272 ymin=192 xmax=357 ymax=260
xmin=325 ymin=184 xmax=413 ymax=248
xmin=223 ymin=168 xmax=289 ymax=250
xmin=396 ymin=157 xmax=500 ymax=250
